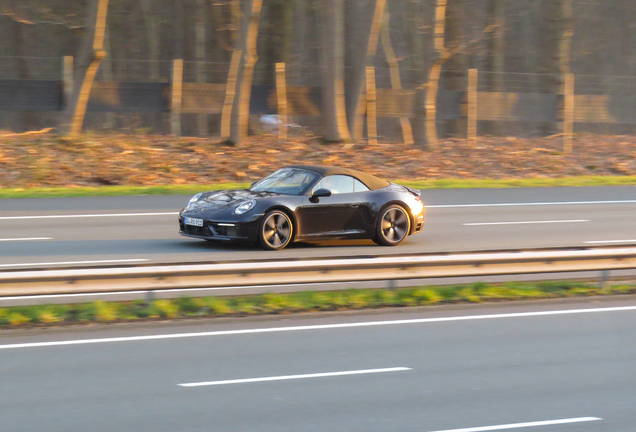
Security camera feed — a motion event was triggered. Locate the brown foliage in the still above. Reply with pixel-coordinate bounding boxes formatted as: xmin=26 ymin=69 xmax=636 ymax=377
xmin=1 ymin=131 xmax=635 ymax=188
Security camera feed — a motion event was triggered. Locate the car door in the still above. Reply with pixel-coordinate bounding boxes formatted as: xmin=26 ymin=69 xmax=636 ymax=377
xmin=296 ymin=175 xmax=366 ymax=237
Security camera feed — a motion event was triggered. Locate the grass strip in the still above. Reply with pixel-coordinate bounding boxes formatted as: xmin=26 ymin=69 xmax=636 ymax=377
xmin=3 ymin=176 xmax=636 ymax=199
xmin=399 ymin=175 xmax=636 ymax=189
xmin=1 ymin=281 xmax=635 ymax=328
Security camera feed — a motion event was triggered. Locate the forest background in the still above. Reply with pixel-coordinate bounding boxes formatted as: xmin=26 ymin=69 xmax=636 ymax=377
xmin=1 ymin=0 xmax=636 ymax=189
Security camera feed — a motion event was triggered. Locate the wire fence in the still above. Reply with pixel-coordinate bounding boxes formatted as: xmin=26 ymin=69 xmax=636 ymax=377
xmin=1 ymin=56 xmax=636 ymax=139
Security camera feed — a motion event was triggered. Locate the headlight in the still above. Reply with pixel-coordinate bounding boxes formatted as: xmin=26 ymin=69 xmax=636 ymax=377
xmin=234 ymin=200 xmax=256 ymax=215
xmin=185 ymin=193 xmax=202 ymax=210
xmin=409 ymin=199 xmax=424 ymax=215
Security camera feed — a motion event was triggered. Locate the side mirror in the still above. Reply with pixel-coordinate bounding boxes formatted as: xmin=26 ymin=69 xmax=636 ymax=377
xmin=310 ymin=188 xmax=331 ymax=202
xmin=250 ymin=181 xmax=258 ymax=188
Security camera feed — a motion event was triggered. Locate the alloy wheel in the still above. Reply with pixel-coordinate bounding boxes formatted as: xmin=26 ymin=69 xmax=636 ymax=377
xmin=260 ymin=211 xmax=293 ymax=250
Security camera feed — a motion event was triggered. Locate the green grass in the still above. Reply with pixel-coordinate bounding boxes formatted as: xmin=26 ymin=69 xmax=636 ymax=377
xmin=3 ymin=175 xmax=636 ymax=199
xmin=399 ymin=175 xmax=636 ymax=190
xmin=1 ymin=281 xmax=634 ymax=329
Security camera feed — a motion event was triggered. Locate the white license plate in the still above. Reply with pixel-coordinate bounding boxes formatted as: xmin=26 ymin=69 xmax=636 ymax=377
xmin=184 ymin=217 xmax=203 ymax=227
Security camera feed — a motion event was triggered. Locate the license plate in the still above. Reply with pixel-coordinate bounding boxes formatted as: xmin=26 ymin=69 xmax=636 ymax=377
xmin=184 ymin=217 xmax=203 ymax=227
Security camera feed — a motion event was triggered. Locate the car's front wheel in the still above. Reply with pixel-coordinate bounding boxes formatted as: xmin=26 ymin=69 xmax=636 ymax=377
xmin=259 ymin=210 xmax=294 ymax=250
xmin=374 ymin=204 xmax=411 ymax=246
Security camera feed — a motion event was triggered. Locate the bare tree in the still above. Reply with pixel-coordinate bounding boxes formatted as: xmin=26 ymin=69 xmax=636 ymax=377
xmin=423 ymin=0 xmax=450 ymax=149
xmin=441 ymin=0 xmax=467 ymax=138
xmin=60 ymin=0 xmax=110 ymax=136
xmin=538 ymin=0 xmax=572 ymax=135
xmin=139 ymin=0 xmax=160 ymax=81
xmin=228 ymin=0 xmax=263 ymax=145
xmin=195 ymin=0 xmax=208 ymax=136
xmin=348 ymin=0 xmax=387 ymax=141
xmin=380 ymin=8 xmax=413 ymax=144
xmin=321 ymin=0 xmax=350 ymax=142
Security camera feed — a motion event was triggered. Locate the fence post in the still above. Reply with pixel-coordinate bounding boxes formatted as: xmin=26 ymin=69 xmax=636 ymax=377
xmin=63 ymin=56 xmax=74 ymax=109
xmin=171 ymin=59 xmax=183 ymax=137
xmin=366 ymin=66 xmax=378 ymax=145
xmin=563 ymin=72 xmax=574 ymax=153
xmin=275 ymin=62 xmax=288 ymax=139
xmin=467 ymin=68 xmax=478 ymax=142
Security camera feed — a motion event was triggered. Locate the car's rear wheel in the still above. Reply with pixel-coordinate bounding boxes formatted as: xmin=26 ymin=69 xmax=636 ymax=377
xmin=259 ymin=210 xmax=293 ymax=250
xmin=374 ymin=204 xmax=410 ymax=246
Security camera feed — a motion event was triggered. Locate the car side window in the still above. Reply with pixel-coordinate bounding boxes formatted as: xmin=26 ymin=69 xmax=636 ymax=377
xmin=312 ymin=175 xmax=355 ymax=194
xmin=353 ymin=179 xmax=369 ymax=192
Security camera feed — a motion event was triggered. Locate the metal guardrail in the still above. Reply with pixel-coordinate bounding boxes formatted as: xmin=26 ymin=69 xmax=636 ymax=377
xmin=2 ymin=247 xmax=636 ymax=297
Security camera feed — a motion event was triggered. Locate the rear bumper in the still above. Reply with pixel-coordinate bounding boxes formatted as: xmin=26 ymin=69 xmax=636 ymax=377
xmin=412 ymin=213 xmax=425 ymax=234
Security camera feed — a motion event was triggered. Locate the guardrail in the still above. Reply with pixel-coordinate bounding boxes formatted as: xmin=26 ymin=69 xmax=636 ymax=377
xmin=2 ymin=246 xmax=636 ymax=297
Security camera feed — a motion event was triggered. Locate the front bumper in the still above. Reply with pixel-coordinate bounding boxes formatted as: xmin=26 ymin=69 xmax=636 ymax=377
xmin=178 ymin=216 xmax=259 ymax=242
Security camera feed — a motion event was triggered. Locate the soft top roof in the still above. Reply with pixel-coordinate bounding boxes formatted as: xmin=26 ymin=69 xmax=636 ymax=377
xmin=288 ymin=165 xmax=390 ymax=191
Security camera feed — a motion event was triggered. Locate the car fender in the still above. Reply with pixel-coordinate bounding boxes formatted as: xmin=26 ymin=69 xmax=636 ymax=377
xmin=258 ymin=205 xmax=299 ymax=241
xmin=377 ymin=200 xmax=416 ymax=235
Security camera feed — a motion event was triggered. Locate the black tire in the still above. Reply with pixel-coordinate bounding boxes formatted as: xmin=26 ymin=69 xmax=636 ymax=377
xmin=259 ymin=210 xmax=294 ymax=250
xmin=373 ymin=204 xmax=410 ymax=246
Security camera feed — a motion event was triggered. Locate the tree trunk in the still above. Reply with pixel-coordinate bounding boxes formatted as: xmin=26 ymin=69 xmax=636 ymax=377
xmin=424 ymin=0 xmax=449 ymax=149
xmin=195 ymin=0 xmax=208 ymax=136
xmin=228 ymin=0 xmax=263 ymax=146
xmin=346 ymin=0 xmax=386 ymax=141
xmin=441 ymin=0 xmax=466 ymax=138
xmin=349 ymin=0 xmax=387 ymax=142
xmin=13 ymin=16 xmax=36 ymax=131
xmin=289 ymin=0 xmax=307 ymax=86
xmin=539 ymin=0 xmax=571 ymax=135
xmin=406 ymin=0 xmax=431 ymax=147
xmin=380 ymin=9 xmax=414 ymax=144
xmin=139 ymin=0 xmax=160 ymax=81
xmin=60 ymin=0 xmax=110 ymax=136
xmin=102 ymin=26 xmax=116 ymax=129
xmin=483 ymin=0 xmax=506 ymax=135
xmin=485 ymin=0 xmax=506 ymax=91
xmin=321 ymin=0 xmax=350 ymax=143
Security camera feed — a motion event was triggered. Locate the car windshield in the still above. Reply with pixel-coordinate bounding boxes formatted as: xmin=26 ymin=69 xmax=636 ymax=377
xmin=250 ymin=168 xmax=319 ymax=195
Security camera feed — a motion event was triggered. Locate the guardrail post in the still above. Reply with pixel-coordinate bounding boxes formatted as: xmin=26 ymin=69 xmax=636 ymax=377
xmin=599 ymin=269 xmax=610 ymax=291
xmin=275 ymin=62 xmax=288 ymax=139
xmin=171 ymin=59 xmax=184 ymax=137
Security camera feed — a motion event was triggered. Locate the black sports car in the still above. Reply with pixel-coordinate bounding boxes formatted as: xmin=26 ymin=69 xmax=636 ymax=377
xmin=179 ymin=165 xmax=425 ymax=250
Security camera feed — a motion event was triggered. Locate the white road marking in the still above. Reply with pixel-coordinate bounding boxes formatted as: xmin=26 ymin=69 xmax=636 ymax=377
xmin=585 ymin=239 xmax=636 ymax=244
xmin=0 ymin=237 xmax=52 ymax=242
xmin=0 ymin=259 xmax=148 ymax=268
xmin=0 ymin=199 xmax=635 ymax=220
xmin=1 ymin=305 xmax=636 ymax=350
xmin=428 ymin=200 xmax=636 ymax=209
xmin=179 ymin=367 xmax=411 ymax=387
xmin=426 ymin=417 xmax=602 ymax=432
xmin=464 ymin=220 xmax=588 ymax=226
xmin=0 ymin=212 xmax=178 ymax=221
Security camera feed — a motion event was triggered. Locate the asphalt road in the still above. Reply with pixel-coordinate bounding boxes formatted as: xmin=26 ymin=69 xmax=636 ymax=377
xmin=1 ymin=298 xmax=635 ymax=431
xmin=1 ymin=186 xmax=636 ymax=268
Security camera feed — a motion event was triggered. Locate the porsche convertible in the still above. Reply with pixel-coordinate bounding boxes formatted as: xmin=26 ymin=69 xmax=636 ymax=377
xmin=179 ymin=165 xmax=425 ymax=250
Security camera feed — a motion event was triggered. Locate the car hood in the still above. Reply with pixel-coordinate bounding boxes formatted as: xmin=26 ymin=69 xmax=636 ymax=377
xmin=183 ymin=189 xmax=280 ymax=213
